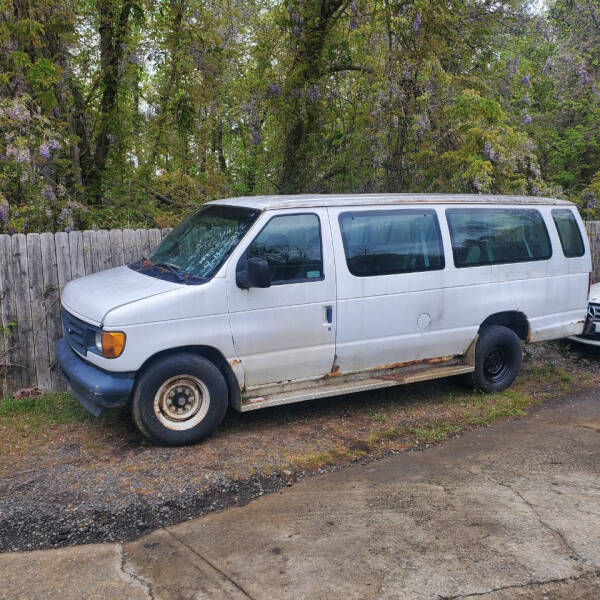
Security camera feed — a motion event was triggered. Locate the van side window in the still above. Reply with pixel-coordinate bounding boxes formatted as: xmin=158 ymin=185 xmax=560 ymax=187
xmin=552 ymin=209 xmax=585 ymax=258
xmin=247 ymin=213 xmax=323 ymax=284
xmin=446 ymin=208 xmax=552 ymax=268
xmin=338 ymin=210 xmax=444 ymax=277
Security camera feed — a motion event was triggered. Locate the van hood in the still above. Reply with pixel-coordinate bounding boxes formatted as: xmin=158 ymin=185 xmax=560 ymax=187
xmin=591 ymin=283 xmax=600 ymax=304
xmin=61 ymin=266 xmax=181 ymax=325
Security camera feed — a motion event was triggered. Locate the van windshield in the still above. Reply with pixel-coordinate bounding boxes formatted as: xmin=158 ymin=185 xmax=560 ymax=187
xmin=130 ymin=205 xmax=259 ymax=284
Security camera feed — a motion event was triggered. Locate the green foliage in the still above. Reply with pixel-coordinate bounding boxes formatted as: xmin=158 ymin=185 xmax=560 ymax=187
xmin=0 ymin=0 xmax=598 ymax=233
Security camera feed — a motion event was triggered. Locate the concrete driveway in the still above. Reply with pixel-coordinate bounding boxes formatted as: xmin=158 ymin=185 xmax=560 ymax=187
xmin=2 ymin=393 xmax=599 ymax=600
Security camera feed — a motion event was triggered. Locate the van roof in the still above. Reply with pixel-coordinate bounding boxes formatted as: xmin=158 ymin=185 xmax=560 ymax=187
xmin=211 ymin=193 xmax=573 ymax=211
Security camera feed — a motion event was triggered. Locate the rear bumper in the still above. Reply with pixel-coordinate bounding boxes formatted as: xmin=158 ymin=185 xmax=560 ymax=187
xmin=56 ymin=338 xmax=136 ymax=416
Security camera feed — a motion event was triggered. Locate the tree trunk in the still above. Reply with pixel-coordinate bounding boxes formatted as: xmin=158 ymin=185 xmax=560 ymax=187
xmin=88 ymin=0 xmax=133 ymax=202
xmin=279 ymin=0 xmax=349 ymax=193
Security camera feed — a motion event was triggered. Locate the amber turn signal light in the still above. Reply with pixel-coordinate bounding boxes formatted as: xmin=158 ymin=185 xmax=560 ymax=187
xmin=101 ymin=331 xmax=126 ymax=359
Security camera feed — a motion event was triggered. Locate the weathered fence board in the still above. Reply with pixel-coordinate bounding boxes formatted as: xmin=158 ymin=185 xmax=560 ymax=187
xmin=68 ymin=230 xmax=85 ymax=280
xmin=0 ymin=235 xmax=19 ymax=393
xmin=40 ymin=233 xmax=64 ymax=391
xmin=55 ymin=232 xmax=72 ymax=290
xmin=27 ymin=233 xmax=52 ymax=392
xmin=585 ymin=222 xmax=600 ymax=283
xmin=13 ymin=234 xmax=36 ymax=392
xmin=0 ymin=222 xmax=599 ymax=396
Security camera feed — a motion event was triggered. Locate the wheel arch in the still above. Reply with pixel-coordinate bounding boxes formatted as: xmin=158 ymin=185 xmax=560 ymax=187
xmin=479 ymin=311 xmax=530 ymax=342
xmin=136 ymin=345 xmax=242 ymax=410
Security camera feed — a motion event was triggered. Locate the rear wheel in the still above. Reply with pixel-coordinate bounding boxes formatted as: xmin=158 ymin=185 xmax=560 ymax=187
xmin=132 ymin=353 xmax=228 ymax=446
xmin=468 ymin=325 xmax=522 ymax=392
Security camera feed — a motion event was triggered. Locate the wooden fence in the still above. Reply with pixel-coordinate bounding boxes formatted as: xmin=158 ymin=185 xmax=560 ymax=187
xmin=0 ymin=228 xmax=170 ymax=395
xmin=0 ymin=222 xmax=599 ymax=396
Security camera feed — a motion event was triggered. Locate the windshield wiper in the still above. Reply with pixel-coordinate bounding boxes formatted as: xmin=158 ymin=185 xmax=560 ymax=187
xmin=152 ymin=260 xmax=185 ymax=281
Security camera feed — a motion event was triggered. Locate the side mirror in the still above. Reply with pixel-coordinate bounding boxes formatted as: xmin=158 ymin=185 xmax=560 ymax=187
xmin=237 ymin=256 xmax=271 ymax=289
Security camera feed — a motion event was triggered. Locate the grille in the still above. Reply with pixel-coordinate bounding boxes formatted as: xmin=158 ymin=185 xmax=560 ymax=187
xmin=61 ymin=308 xmax=94 ymax=356
xmin=588 ymin=303 xmax=600 ymax=321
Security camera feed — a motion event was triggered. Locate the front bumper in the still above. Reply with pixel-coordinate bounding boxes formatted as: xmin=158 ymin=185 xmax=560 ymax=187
xmin=567 ymin=335 xmax=600 ymax=347
xmin=56 ymin=338 xmax=136 ymax=416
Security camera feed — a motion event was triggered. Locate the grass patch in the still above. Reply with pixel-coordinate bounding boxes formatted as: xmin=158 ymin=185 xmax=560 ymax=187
xmin=368 ymin=411 xmax=388 ymax=423
xmin=0 ymin=393 xmax=92 ymax=426
xmin=408 ymin=423 xmax=463 ymax=442
xmin=0 ymin=392 xmax=126 ymax=435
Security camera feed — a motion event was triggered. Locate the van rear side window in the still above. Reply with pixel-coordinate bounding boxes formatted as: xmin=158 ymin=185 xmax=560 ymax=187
xmin=338 ymin=210 xmax=444 ymax=277
xmin=446 ymin=208 xmax=552 ymax=268
xmin=552 ymin=209 xmax=585 ymax=258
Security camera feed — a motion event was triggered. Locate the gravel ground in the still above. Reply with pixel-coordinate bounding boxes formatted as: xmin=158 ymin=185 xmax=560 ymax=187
xmin=1 ymin=340 xmax=598 ymax=553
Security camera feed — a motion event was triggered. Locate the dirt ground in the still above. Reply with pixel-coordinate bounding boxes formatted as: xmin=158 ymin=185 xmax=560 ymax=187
xmin=2 ymin=384 xmax=599 ymax=600
xmin=0 ymin=340 xmax=599 ymax=552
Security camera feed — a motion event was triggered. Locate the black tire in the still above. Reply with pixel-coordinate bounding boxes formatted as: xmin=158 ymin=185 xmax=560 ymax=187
xmin=132 ymin=353 xmax=228 ymax=446
xmin=468 ymin=325 xmax=522 ymax=392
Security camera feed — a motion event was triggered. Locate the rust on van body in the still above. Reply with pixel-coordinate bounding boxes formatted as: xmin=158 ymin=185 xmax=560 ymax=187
xmin=323 ymin=354 xmax=458 ymax=381
xmin=381 ymin=355 xmax=455 ymax=371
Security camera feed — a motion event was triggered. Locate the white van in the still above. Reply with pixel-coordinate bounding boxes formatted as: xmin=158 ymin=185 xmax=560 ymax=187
xmin=57 ymin=194 xmax=592 ymax=445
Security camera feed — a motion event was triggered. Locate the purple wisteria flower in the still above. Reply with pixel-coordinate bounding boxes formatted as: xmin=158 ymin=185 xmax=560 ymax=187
xmin=577 ymin=64 xmax=591 ymax=86
xmin=265 ymin=83 xmax=282 ymax=99
xmin=416 ymin=114 xmax=430 ymax=132
xmin=5 ymin=103 xmax=29 ymax=122
xmin=522 ymin=112 xmax=532 ymax=125
xmin=542 ymin=57 xmax=552 ymax=74
xmin=0 ymin=198 xmax=10 ymax=225
xmin=413 ymin=12 xmax=422 ymax=34
xmin=483 ymin=140 xmax=496 ymax=160
xmin=39 ymin=144 xmax=50 ymax=159
xmin=522 ymin=94 xmax=531 ymax=105
xmin=48 ymin=139 xmax=61 ymax=151
xmin=42 ymin=187 xmax=56 ymax=201
xmin=593 ymin=86 xmax=600 ymax=100
xmin=506 ymin=56 xmax=519 ymax=78
xmin=306 ymin=84 xmax=320 ymax=102
xmin=290 ymin=10 xmax=304 ymax=36
xmin=16 ymin=148 xmax=30 ymax=164
xmin=521 ymin=74 xmax=531 ymax=88
xmin=349 ymin=0 xmax=360 ymax=30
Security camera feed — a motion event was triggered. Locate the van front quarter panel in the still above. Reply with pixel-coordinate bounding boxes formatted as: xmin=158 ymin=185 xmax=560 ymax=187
xmin=79 ymin=277 xmax=240 ymax=377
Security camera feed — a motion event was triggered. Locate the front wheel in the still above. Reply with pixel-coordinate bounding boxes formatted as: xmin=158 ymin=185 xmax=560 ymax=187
xmin=468 ymin=325 xmax=522 ymax=392
xmin=132 ymin=353 xmax=228 ymax=446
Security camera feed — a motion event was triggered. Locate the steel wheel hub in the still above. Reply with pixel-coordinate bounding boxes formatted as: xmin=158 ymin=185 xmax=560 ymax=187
xmin=153 ymin=375 xmax=210 ymax=431
xmin=483 ymin=346 xmax=509 ymax=382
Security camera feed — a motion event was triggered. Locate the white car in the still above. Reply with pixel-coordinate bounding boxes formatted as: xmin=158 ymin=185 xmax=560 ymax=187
xmin=56 ymin=194 xmax=592 ymax=445
xmin=568 ymin=282 xmax=600 ymax=347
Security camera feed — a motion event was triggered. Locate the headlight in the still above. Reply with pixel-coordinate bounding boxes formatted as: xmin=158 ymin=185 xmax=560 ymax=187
xmin=96 ymin=331 xmax=126 ymax=359
xmin=95 ymin=331 xmax=103 ymax=353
